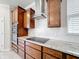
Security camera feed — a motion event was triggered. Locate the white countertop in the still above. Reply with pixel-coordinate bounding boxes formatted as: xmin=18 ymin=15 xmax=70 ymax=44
xmin=18 ymin=36 xmax=79 ymax=57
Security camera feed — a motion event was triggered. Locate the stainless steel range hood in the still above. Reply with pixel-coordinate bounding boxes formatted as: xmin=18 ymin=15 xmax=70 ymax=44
xmin=33 ymin=0 xmax=47 ymax=19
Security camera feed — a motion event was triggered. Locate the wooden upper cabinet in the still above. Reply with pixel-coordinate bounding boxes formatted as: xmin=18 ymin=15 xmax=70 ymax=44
xmin=48 ymin=0 xmax=61 ymax=27
xmin=24 ymin=8 xmax=35 ymax=28
xmin=12 ymin=6 xmax=28 ymax=37
xmin=12 ymin=8 xmax=18 ymax=24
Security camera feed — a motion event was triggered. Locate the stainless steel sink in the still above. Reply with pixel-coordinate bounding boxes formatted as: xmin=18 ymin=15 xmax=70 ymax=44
xmin=26 ymin=37 xmax=49 ymax=44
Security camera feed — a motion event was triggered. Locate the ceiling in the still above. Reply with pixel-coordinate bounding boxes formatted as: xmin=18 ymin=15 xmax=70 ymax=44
xmin=0 ymin=0 xmax=34 ymax=10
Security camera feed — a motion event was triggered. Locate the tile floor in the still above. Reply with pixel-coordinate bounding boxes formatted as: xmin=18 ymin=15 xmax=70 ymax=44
xmin=0 ymin=51 xmax=22 ymax=59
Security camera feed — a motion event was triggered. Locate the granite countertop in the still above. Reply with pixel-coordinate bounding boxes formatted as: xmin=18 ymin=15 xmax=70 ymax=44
xmin=18 ymin=36 xmax=79 ymax=57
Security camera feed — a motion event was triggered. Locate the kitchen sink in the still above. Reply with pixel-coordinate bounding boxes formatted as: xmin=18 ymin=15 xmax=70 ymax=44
xmin=26 ymin=37 xmax=49 ymax=44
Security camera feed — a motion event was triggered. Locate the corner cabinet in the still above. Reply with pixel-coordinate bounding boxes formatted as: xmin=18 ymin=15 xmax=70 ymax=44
xmin=24 ymin=8 xmax=35 ymax=28
xmin=48 ymin=0 xmax=61 ymax=27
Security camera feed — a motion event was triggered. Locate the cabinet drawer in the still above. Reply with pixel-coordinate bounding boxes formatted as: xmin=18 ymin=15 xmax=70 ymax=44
xmin=43 ymin=47 xmax=62 ymax=59
xmin=18 ymin=42 xmax=24 ymax=48
xmin=67 ymin=55 xmax=77 ymax=59
xmin=43 ymin=53 xmax=58 ymax=59
xmin=18 ymin=40 xmax=24 ymax=51
xmin=11 ymin=43 xmax=17 ymax=50
xmin=11 ymin=46 xmax=17 ymax=53
xmin=18 ymin=45 xmax=24 ymax=51
xmin=18 ymin=49 xmax=24 ymax=59
xmin=26 ymin=46 xmax=41 ymax=59
xmin=26 ymin=54 xmax=34 ymax=59
xmin=26 ymin=42 xmax=41 ymax=51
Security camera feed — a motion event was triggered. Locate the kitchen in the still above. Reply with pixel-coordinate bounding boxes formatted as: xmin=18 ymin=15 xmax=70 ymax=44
xmin=0 ymin=0 xmax=79 ymax=59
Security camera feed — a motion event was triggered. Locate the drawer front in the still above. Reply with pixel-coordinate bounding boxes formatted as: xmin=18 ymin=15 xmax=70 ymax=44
xmin=43 ymin=47 xmax=62 ymax=59
xmin=43 ymin=53 xmax=58 ymax=59
xmin=18 ymin=45 xmax=24 ymax=51
xmin=18 ymin=49 xmax=24 ymax=59
xmin=26 ymin=54 xmax=34 ymax=59
xmin=12 ymin=43 xmax=17 ymax=49
xmin=67 ymin=55 xmax=77 ymax=59
xmin=26 ymin=46 xmax=41 ymax=59
xmin=11 ymin=47 xmax=17 ymax=53
xmin=26 ymin=42 xmax=41 ymax=51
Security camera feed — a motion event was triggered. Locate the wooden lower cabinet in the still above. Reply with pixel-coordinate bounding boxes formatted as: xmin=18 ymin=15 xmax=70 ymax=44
xmin=11 ymin=43 xmax=18 ymax=53
xmin=26 ymin=54 xmax=34 ymax=59
xmin=43 ymin=47 xmax=62 ymax=59
xmin=67 ymin=55 xmax=78 ymax=59
xmin=12 ymin=41 xmax=79 ymax=59
xmin=43 ymin=53 xmax=58 ymax=59
xmin=18 ymin=49 xmax=24 ymax=59
xmin=26 ymin=46 xmax=41 ymax=59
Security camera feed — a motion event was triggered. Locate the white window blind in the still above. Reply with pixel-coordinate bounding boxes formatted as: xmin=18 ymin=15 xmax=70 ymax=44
xmin=68 ymin=16 xmax=79 ymax=33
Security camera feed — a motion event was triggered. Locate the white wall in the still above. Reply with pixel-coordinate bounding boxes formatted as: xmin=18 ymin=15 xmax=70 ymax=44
xmin=25 ymin=0 xmax=79 ymax=43
xmin=0 ymin=4 xmax=11 ymax=51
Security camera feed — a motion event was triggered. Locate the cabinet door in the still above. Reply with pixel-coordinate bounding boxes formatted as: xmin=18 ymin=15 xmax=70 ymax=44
xmin=43 ymin=53 xmax=58 ymax=59
xmin=24 ymin=8 xmax=35 ymax=28
xmin=18 ymin=49 xmax=24 ymax=59
xmin=48 ymin=0 xmax=61 ymax=27
xmin=12 ymin=8 xmax=18 ymax=23
xmin=26 ymin=46 xmax=41 ymax=59
xmin=67 ymin=55 xmax=78 ymax=59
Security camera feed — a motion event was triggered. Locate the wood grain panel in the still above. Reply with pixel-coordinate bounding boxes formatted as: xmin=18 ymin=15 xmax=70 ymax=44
xmin=26 ymin=54 xmax=34 ymax=59
xmin=43 ymin=47 xmax=62 ymax=59
xmin=24 ymin=8 xmax=35 ymax=28
xmin=48 ymin=0 xmax=61 ymax=27
xmin=24 ymin=12 xmax=27 ymax=28
xmin=43 ymin=53 xmax=58 ymax=59
xmin=67 ymin=55 xmax=77 ymax=59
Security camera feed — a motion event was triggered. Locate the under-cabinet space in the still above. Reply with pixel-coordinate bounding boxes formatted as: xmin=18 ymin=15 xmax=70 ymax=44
xmin=48 ymin=0 xmax=61 ymax=27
